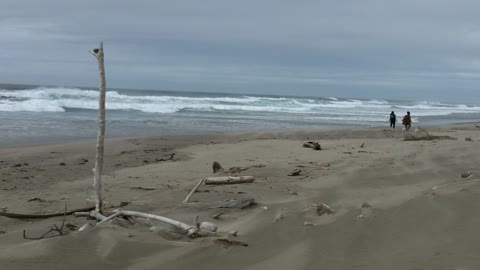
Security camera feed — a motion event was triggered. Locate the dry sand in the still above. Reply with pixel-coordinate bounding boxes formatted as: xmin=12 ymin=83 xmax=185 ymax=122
xmin=1 ymin=124 xmax=480 ymax=269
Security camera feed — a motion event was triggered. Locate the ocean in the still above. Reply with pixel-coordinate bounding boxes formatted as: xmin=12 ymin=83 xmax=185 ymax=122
xmin=1 ymin=84 xmax=479 ymax=146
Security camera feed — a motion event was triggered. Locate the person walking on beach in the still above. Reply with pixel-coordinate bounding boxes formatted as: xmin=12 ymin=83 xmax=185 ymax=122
xmin=389 ymin=111 xmax=396 ymax=128
xmin=402 ymin=111 xmax=412 ymax=130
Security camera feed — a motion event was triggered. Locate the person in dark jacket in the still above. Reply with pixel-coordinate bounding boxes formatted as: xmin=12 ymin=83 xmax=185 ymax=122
xmin=402 ymin=111 xmax=412 ymax=130
xmin=389 ymin=111 xmax=396 ymax=128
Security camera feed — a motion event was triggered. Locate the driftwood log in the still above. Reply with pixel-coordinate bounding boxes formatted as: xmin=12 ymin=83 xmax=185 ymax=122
xmin=0 ymin=206 xmax=95 ymax=219
xmin=204 ymin=176 xmax=254 ymax=185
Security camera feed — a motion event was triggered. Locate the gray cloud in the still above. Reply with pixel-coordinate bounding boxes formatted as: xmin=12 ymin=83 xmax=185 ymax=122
xmin=1 ymin=0 xmax=480 ymax=102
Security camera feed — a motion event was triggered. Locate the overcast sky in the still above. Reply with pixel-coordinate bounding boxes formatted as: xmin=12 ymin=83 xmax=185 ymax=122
xmin=1 ymin=0 xmax=480 ymax=102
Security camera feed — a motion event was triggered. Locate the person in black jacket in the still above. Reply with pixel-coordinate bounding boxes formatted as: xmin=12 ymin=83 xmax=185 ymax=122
xmin=389 ymin=111 xmax=396 ymax=128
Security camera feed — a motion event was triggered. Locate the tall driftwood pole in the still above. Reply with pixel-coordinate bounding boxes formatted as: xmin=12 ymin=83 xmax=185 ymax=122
xmin=90 ymin=42 xmax=106 ymax=213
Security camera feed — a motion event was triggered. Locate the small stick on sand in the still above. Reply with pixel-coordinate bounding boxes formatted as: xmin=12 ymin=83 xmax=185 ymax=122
xmin=183 ymin=179 xmax=205 ymax=203
xmin=432 ymin=178 xmax=480 ymax=190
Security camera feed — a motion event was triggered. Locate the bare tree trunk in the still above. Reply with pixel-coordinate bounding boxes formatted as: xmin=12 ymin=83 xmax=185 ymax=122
xmin=90 ymin=42 xmax=106 ymax=213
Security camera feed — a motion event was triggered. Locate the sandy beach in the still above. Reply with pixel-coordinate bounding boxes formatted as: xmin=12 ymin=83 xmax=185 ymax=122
xmin=1 ymin=123 xmax=480 ymax=269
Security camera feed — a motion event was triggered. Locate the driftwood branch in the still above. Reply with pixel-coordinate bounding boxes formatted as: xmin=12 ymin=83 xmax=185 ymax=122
xmin=23 ymin=204 xmax=69 ymax=240
xmin=91 ymin=41 xmax=107 ymax=213
xmin=89 ymin=210 xmax=108 ymax=221
xmin=183 ymin=179 xmax=205 ymax=203
xmin=97 ymin=210 xmax=200 ymax=237
xmin=0 ymin=206 xmax=95 ymax=219
xmin=204 ymin=176 xmax=254 ymax=185
xmin=404 ymin=126 xmax=456 ymax=141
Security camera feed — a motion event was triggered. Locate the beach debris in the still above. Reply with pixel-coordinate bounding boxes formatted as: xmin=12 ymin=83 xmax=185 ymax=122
xmin=0 ymin=206 xmax=95 ymax=219
xmin=97 ymin=210 xmax=208 ymax=238
xmin=59 ymin=162 xmax=66 ymax=166
xmin=273 ymin=210 xmax=286 ymax=223
xmin=212 ymin=161 xmax=225 ymax=173
xmin=212 ymin=212 xmax=224 ymax=219
xmin=154 ymin=153 xmax=176 ymax=162
xmin=403 ymin=134 xmax=455 ymax=141
xmin=200 ymin=222 xmax=218 ymax=232
xmin=183 ymin=179 xmax=205 ymax=203
xmin=129 ymin=186 xmax=156 ymax=191
xmin=23 ymin=204 xmax=69 ymax=240
xmin=78 ymin=223 xmax=94 ymax=232
xmin=213 ymin=161 xmax=266 ymax=174
xmin=313 ymin=203 xmax=334 ymax=216
xmin=228 ymin=164 xmax=266 ymax=174
xmin=465 ymin=137 xmax=473 ymax=142
xmin=303 ymin=141 xmax=321 ymax=150
xmin=214 ymin=238 xmax=248 ymax=248
xmin=211 ymin=198 xmax=256 ymax=209
xmin=404 ymin=127 xmax=455 ymax=141
xmin=303 ymin=220 xmax=315 ymax=226
xmin=461 ymin=171 xmax=472 ymax=178
xmin=432 ymin=178 xmax=480 ymax=190
xmin=204 ymin=176 xmax=255 ymax=185
xmin=288 ymin=168 xmax=302 ymax=176
xmin=361 ymin=202 xmax=371 ymax=208
xmin=228 ymin=230 xmax=238 ymax=237
xmin=358 ymin=202 xmax=373 ymax=218
xmin=27 ymin=197 xmax=47 ymax=203
xmin=65 ymin=223 xmax=78 ymax=230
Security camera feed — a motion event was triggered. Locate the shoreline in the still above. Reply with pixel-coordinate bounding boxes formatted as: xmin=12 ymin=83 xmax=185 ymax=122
xmin=1 ymin=123 xmax=480 ymax=269
xmin=2 ymin=120 xmax=479 ymax=148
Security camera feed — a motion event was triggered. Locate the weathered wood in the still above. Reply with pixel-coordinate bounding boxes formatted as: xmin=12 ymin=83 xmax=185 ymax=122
xmin=210 ymin=198 xmax=256 ymax=209
xmin=89 ymin=210 xmax=108 ymax=221
xmin=303 ymin=141 xmax=321 ymax=150
xmin=183 ymin=179 xmax=204 ymax=203
xmin=204 ymin=176 xmax=254 ymax=185
xmin=98 ymin=210 xmax=199 ymax=236
xmin=313 ymin=203 xmax=334 ymax=216
xmin=0 ymin=206 xmax=95 ymax=219
xmin=91 ymin=41 xmax=107 ymax=213
xmin=212 ymin=161 xmax=225 ymax=173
